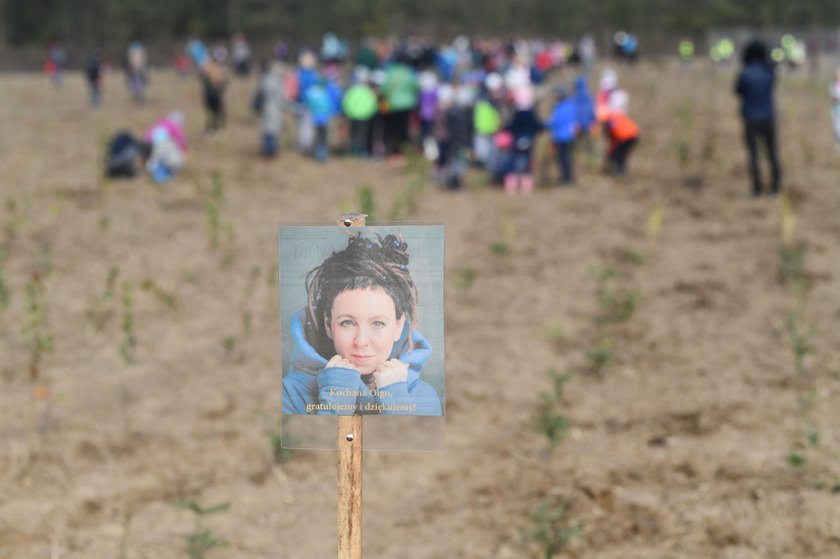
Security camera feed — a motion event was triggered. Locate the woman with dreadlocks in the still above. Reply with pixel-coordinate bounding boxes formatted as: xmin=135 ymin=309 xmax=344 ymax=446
xmin=282 ymin=232 xmax=442 ymax=416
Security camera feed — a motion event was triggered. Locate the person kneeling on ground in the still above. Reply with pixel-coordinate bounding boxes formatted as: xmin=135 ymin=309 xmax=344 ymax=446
xmin=143 ymin=113 xmax=187 ymax=183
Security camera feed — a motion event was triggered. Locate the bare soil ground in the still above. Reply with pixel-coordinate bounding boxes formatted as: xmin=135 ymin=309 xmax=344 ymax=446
xmin=1 ymin=60 xmax=840 ymax=558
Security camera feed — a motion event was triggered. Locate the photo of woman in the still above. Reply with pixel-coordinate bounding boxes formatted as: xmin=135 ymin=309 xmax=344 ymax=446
xmin=280 ymin=226 xmax=444 ymax=416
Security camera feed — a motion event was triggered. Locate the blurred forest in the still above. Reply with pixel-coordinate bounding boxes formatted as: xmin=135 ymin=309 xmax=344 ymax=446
xmin=3 ymin=0 xmax=840 ymax=48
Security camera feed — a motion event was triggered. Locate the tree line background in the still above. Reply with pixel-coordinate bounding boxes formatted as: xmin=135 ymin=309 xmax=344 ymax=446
xmin=2 ymin=0 xmax=840 ymax=64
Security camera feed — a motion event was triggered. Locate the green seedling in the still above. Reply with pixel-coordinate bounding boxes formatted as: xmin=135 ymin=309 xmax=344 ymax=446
xmin=103 ymin=267 xmax=119 ymax=302
xmin=173 ymin=501 xmax=230 ymax=559
xmin=141 ymin=278 xmax=178 ymax=310
xmin=490 ymin=216 xmax=516 ymax=255
xmin=23 ymin=271 xmax=53 ymax=381
xmin=266 ymin=266 xmax=278 ymax=289
xmin=5 ymin=195 xmax=30 ymax=242
xmin=788 ymin=451 xmax=806 ymax=467
xmin=806 ymin=423 xmax=819 ymax=447
xmin=585 ymin=344 xmax=612 ymax=374
xmin=224 ymin=267 xmax=262 ymax=360
xmin=778 ymin=244 xmax=807 ymax=292
xmin=674 ymin=101 xmax=695 ymax=129
xmin=187 ymin=529 xmax=225 ymax=559
xmin=0 ymin=248 xmax=10 ymax=308
xmin=785 ymin=311 xmax=814 ymax=376
xmin=546 ymin=322 xmax=565 ymax=346
xmin=357 ymin=185 xmax=376 ymax=222
xmin=777 ymin=192 xmax=805 ymax=293
xmin=86 ymin=267 xmax=120 ymax=331
xmin=534 ymin=397 xmax=569 ymax=449
xmin=594 ymin=267 xmax=640 ymax=325
xmin=120 ymin=281 xmax=137 ymax=364
xmin=206 ymin=172 xmax=224 ymax=249
xmin=222 ymin=336 xmax=236 ymax=357
xmin=5 ymin=197 xmax=18 ymax=241
xmin=533 ymin=370 xmax=571 ymax=450
xmin=241 ymin=265 xmax=259 ymax=336
xmin=530 ymin=499 xmax=583 ymax=559
xmin=489 ymin=240 xmax=509 ymax=255
xmin=457 ymin=267 xmax=476 ymax=292
xmin=548 ymin=369 xmax=569 ymax=400
xmin=779 ymin=191 xmax=796 ymax=246
xmin=39 ymin=243 xmax=52 ymax=277
xmin=646 ymin=202 xmax=664 ymax=249
xmin=615 ymin=247 xmax=646 ymax=266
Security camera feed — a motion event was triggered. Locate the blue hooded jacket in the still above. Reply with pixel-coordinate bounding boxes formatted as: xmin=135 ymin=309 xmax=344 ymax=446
xmin=282 ymin=309 xmax=442 ymax=415
xmin=548 ymin=97 xmax=578 ymax=143
xmin=573 ymin=75 xmax=596 ymax=132
xmin=296 ymin=67 xmax=320 ymax=102
xmin=305 ymin=82 xmax=339 ymax=125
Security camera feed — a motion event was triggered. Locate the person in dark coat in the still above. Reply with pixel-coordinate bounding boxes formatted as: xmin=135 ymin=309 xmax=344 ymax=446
xmin=86 ymin=50 xmax=104 ymax=107
xmin=735 ymin=39 xmax=782 ymax=196
xmin=503 ymin=87 xmax=545 ymax=194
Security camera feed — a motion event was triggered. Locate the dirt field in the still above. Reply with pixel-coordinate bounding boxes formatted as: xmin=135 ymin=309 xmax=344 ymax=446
xmin=1 ymin=60 xmax=840 ymax=558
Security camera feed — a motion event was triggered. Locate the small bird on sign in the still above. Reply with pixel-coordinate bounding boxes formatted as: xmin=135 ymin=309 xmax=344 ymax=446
xmin=338 ymin=213 xmax=368 ymax=227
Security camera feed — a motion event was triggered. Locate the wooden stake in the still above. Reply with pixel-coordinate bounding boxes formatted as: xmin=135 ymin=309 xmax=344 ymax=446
xmin=337 ymin=415 xmax=363 ymax=558
xmin=337 ymin=213 xmax=366 ymax=559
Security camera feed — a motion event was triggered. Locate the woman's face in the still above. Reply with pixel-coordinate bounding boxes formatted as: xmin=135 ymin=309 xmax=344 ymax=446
xmin=326 ymin=287 xmax=406 ymax=374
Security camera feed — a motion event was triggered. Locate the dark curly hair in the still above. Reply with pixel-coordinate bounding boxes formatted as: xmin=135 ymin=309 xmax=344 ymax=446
xmin=742 ymin=39 xmax=768 ymax=65
xmin=304 ymin=232 xmax=418 ymax=359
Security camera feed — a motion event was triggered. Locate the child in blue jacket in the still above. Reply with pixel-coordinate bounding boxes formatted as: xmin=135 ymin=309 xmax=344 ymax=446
xmin=547 ymin=87 xmax=578 ymax=184
xmin=282 ymin=233 xmax=442 ymax=416
xmin=304 ymin=77 xmax=341 ymax=162
xmin=573 ymin=75 xmax=598 ymax=167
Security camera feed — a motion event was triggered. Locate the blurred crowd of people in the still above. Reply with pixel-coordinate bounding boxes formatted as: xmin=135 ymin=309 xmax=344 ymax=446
xmin=238 ymin=33 xmax=640 ymax=193
xmin=42 ymin=30 xmax=837 ymax=194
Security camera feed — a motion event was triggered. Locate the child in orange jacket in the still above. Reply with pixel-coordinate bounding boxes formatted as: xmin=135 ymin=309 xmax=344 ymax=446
xmin=600 ymin=90 xmax=640 ymax=176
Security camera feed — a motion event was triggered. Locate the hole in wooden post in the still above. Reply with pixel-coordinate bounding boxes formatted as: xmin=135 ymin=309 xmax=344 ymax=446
xmin=345 ymin=433 xmax=355 ymax=442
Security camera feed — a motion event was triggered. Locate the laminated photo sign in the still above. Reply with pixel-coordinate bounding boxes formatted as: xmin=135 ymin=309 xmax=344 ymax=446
xmin=279 ymin=224 xmax=445 ymax=451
